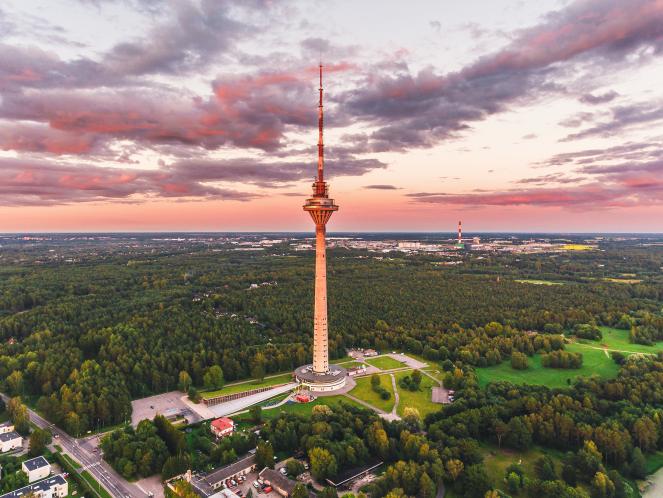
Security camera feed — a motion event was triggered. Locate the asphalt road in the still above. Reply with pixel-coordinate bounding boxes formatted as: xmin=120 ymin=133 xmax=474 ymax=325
xmin=1 ymin=393 xmax=149 ymax=498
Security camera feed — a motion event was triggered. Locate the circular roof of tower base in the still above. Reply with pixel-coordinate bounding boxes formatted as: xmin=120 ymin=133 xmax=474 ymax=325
xmin=295 ymin=364 xmax=347 ymax=385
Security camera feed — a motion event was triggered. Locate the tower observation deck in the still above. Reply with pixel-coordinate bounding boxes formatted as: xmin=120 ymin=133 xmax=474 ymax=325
xmin=295 ymin=65 xmax=347 ymax=392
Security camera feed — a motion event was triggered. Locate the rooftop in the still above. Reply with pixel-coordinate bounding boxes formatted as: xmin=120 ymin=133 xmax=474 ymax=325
xmin=211 ymin=417 xmax=234 ymax=431
xmin=22 ymin=456 xmax=50 ymax=471
xmin=0 ymin=474 xmax=66 ymax=498
xmin=200 ymin=454 xmax=256 ymax=487
xmin=0 ymin=431 xmax=21 ymax=442
xmin=258 ymin=468 xmax=297 ymax=495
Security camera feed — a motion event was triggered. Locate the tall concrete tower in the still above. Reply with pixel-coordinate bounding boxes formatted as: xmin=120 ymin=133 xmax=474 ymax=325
xmin=295 ymin=65 xmax=347 ymax=392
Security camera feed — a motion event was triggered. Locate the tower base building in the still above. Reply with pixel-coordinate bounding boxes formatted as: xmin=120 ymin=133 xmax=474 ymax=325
xmin=295 ymin=364 xmax=347 ymax=392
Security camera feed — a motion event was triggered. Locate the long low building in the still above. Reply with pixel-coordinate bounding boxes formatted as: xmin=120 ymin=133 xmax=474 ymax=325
xmin=0 ymin=474 xmax=68 ymax=498
xmin=191 ymin=454 xmax=257 ymax=496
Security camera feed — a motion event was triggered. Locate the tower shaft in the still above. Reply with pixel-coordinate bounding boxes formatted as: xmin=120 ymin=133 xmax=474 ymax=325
xmin=312 ymin=224 xmax=329 ymax=373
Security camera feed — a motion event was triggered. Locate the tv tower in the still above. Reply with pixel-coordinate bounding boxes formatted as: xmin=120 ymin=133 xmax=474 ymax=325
xmin=458 ymin=220 xmax=462 ymax=244
xmin=295 ymin=65 xmax=347 ymax=392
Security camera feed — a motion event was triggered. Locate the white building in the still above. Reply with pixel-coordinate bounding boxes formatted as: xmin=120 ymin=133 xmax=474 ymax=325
xmin=0 ymin=431 xmax=22 ymax=453
xmin=0 ymin=474 xmax=68 ymax=498
xmin=0 ymin=422 xmax=14 ymax=434
xmin=22 ymin=456 xmax=52 ymax=483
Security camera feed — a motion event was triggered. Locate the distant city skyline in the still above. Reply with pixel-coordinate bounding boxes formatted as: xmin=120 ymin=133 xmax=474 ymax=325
xmin=1 ymin=0 xmax=663 ymax=232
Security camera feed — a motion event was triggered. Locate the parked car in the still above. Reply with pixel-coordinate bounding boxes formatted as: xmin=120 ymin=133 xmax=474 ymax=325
xmin=253 ymin=481 xmax=260 ymax=488
xmin=264 ymin=487 xmax=273 ymax=494
xmin=279 ymin=468 xmax=287 ymax=476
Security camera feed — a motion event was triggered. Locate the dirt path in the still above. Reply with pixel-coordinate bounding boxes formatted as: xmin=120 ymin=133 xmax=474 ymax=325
xmin=389 ymin=374 xmax=400 ymax=417
xmin=643 ymin=467 xmax=663 ymax=497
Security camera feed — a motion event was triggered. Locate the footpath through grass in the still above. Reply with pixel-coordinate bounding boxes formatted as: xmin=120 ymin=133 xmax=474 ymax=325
xmin=394 ymin=370 xmax=439 ymax=418
xmin=349 ymin=374 xmax=395 ymax=412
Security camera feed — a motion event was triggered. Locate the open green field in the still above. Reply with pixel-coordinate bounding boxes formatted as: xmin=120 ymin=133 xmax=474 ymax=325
xmin=582 ymin=326 xmax=663 ymax=354
xmin=202 ymin=373 xmax=293 ymax=399
xmin=515 ymin=279 xmax=564 ymax=285
xmin=365 ymin=356 xmax=405 ymax=370
xmin=394 ymin=370 xmax=440 ymax=418
xmin=646 ymin=451 xmax=663 ymax=474
xmin=350 ymin=374 xmax=395 ymax=412
xmin=476 ymin=344 xmax=620 ymax=389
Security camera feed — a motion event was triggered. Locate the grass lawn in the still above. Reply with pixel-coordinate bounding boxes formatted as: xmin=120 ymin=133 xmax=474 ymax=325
xmin=646 ymin=451 xmax=663 ymax=474
xmin=350 ymin=374 xmax=395 ymax=412
xmin=585 ymin=326 xmax=663 ymax=354
xmin=202 ymin=373 xmax=293 ymax=399
xmin=476 ymin=345 xmax=620 ymax=389
xmin=365 ymin=356 xmax=405 ymax=371
xmin=515 ymin=279 xmax=565 ymax=285
xmin=81 ymin=470 xmax=113 ymax=498
xmin=258 ymin=395 xmax=364 ymax=420
xmin=422 ymin=367 xmax=444 ymax=383
xmin=61 ymin=452 xmax=82 ymax=469
xmin=394 ymin=370 xmax=440 ymax=418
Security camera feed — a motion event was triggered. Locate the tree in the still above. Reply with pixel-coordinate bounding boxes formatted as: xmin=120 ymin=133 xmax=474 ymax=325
xmin=0 ymin=471 xmax=28 ymax=494
xmin=419 ymin=472 xmax=436 ymax=498
xmin=506 ymin=417 xmax=532 ymax=450
xmin=511 ymin=352 xmax=529 ymax=370
xmin=318 ymin=487 xmax=338 ymax=498
xmin=445 ymin=459 xmax=464 ymax=481
xmin=371 ymin=374 xmax=380 ymax=389
xmin=178 ymin=371 xmax=192 ymax=392
xmin=535 ymin=455 xmax=557 ymax=481
xmin=459 ymin=465 xmax=491 ymax=498
xmin=507 ymin=472 xmax=521 ymax=493
xmin=250 ymin=405 xmax=263 ymax=424
xmin=292 ymin=483 xmax=308 ymax=498
xmin=171 ymin=480 xmax=200 ymax=498
xmin=286 ymin=459 xmax=305 ymax=477
xmin=162 ymin=454 xmax=192 ymax=479
xmin=591 ymin=472 xmax=615 ymax=498
xmin=154 ymin=414 xmax=185 ymax=455
xmin=411 ymin=370 xmax=422 ymax=389
xmin=494 ymin=420 xmax=508 ymax=448
xmin=256 ymin=441 xmax=275 ymax=469
xmin=251 ymin=352 xmax=267 ymax=381
xmin=29 ymin=428 xmax=52 ymax=457
xmin=187 ymin=386 xmax=200 ymax=403
xmin=309 ymin=447 xmax=338 ymax=480
xmin=7 ymin=397 xmax=30 ymax=435
xmin=6 ymin=370 xmax=24 ymax=395
xmin=629 ymin=447 xmax=647 ymax=479
xmin=403 ymin=407 xmax=423 ymax=432
xmin=203 ymin=365 xmax=224 ymax=390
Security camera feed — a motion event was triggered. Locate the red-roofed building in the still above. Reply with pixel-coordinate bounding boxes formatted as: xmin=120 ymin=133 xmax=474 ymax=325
xmin=210 ymin=417 xmax=235 ymax=439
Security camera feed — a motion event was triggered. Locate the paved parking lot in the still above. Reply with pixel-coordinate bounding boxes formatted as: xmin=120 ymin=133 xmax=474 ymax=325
xmin=224 ymin=470 xmax=282 ymax=498
xmin=131 ymin=391 xmax=203 ymax=427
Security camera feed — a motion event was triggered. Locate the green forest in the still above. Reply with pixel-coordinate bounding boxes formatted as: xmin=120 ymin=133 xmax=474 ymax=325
xmin=1 ymin=236 xmax=663 ymax=497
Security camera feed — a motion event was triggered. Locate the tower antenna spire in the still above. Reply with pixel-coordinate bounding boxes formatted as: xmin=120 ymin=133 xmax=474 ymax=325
xmin=317 ymin=63 xmax=324 ymax=183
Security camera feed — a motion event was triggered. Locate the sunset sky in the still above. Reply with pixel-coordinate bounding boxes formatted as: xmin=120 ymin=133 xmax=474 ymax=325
xmin=1 ymin=0 xmax=663 ymax=232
